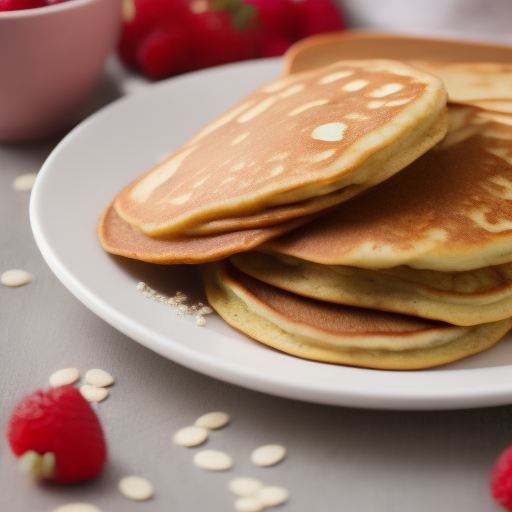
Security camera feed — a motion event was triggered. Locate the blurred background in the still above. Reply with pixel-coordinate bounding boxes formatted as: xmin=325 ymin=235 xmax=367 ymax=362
xmin=114 ymin=0 xmax=512 ymax=81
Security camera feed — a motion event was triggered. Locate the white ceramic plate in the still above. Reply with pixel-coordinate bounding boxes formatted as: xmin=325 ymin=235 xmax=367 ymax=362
xmin=31 ymin=59 xmax=512 ymax=410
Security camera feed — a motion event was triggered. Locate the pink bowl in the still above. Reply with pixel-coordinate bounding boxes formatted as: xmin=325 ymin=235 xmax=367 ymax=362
xmin=0 ymin=0 xmax=122 ymax=142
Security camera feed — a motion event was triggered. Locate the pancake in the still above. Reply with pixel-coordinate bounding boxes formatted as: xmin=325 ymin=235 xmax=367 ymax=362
xmin=204 ymin=260 xmax=512 ymax=370
xmin=460 ymin=99 xmax=512 ymax=115
xmin=408 ymin=62 xmax=512 ymax=103
xmin=179 ymin=108 xmax=446 ymax=236
xmin=263 ymin=115 xmax=512 ymax=272
xmin=113 ymin=59 xmax=447 ymax=237
xmin=98 ymin=203 xmax=317 ymax=264
xmin=230 ymin=252 xmax=512 ymax=326
xmin=282 ymin=33 xmax=512 ymax=76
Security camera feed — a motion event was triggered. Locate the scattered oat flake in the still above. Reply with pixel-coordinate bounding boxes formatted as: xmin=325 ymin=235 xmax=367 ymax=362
xmin=52 ymin=505 xmax=101 ymax=512
xmin=85 ymin=369 xmax=114 ymax=388
xmin=195 ymin=411 xmax=230 ymax=430
xmin=118 ymin=476 xmax=154 ymax=501
xmin=173 ymin=425 xmax=208 ymax=447
xmin=194 ymin=450 xmax=233 ymax=471
xmin=251 ymin=445 xmax=286 ymax=467
xmin=49 ymin=368 xmax=80 ymax=388
xmin=13 ymin=173 xmax=38 ymax=191
xmin=1 ymin=269 xmax=32 ymax=287
xmin=228 ymin=477 xmax=264 ymax=497
xmin=255 ymin=486 xmax=289 ymax=507
xmin=234 ymin=496 xmax=264 ymax=512
xmin=80 ymin=385 xmax=108 ymax=403
xmin=255 ymin=485 xmax=290 ymax=507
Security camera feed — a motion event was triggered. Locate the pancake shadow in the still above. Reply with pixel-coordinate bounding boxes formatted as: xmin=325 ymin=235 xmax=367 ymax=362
xmin=108 ymin=253 xmax=208 ymax=305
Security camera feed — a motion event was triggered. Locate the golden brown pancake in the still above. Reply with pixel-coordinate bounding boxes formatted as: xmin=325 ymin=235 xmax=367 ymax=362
xmin=282 ymin=32 xmax=512 ymax=75
xmin=204 ymin=260 xmax=512 ymax=370
xmin=113 ymin=59 xmax=447 ymax=237
xmin=408 ymin=62 xmax=512 ymax=103
xmin=98 ymin=203 xmax=316 ymax=264
xmin=180 ymin=111 xmax=446 ymax=236
xmin=458 ymin=99 xmax=512 ymax=115
xmin=263 ymin=117 xmax=512 ymax=272
xmin=230 ymin=252 xmax=512 ymax=326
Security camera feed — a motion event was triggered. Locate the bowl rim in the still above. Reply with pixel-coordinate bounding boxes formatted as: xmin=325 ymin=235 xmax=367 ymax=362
xmin=0 ymin=0 xmax=110 ymax=19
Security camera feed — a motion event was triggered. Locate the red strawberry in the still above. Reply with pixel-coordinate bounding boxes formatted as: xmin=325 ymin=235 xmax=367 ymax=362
xmin=7 ymin=385 xmax=107 ymax=484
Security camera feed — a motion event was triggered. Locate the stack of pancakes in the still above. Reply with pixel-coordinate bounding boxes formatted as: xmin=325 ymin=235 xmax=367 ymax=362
xmin=99 ymin=59 xmax=447 ymax=263
xmin=99 ymin=59 xmax=512 ymax=370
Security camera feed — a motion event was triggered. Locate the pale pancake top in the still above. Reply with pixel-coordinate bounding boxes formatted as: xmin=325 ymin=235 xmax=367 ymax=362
xmin=410 ymin=62 xmax=512 ymax=102
xmin=264 ymin=115 xmax=512 ymax=271
xmin=115 ymin=59 xmax=447 ymax=236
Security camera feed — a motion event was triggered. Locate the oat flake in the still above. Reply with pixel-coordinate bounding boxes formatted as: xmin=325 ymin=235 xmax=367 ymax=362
xmin=173 ymin=426 xmax=208 ymax=447
xmin=251 ymin=445 xmax=286 ymax=467
xmin=234 ymin=497 xmax=264 ymax=512
xmin=13 ymin=173 xmax=37 ymax=191
xmin=85 ymin=369 xmax=114 ymax=387
xmin=255 ymin=486 xmax=289 ymax=507
xmin=228 ymin=477 xmax=264 ymax=497
xmin=118 ymin=476 xmax=154 ymax=501
xmin=80 ymin=385 xmax=108 ymax=403
xmin=1 ymin=269 xmax=32 ymax=287
xmin=52 ymin=505 xmax=101 ymax=512
xmin=194 ymin=450 xmax=233 ymax=471
xmin=49 ymin=368 xmax=80 ymax=388
xmin=194 ymin=411 xmax=230 ymax=430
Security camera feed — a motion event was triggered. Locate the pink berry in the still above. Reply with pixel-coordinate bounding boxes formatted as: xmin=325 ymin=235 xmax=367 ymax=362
xmin=0 ymin=0 xmax=46 ymax=11
xmin=491 ymin=444 xmax=512 ymax=510
xmin=137 ymin=28 xmax=193 ymax=79
xmin=7 ymin=386 xmax=107 ymax=484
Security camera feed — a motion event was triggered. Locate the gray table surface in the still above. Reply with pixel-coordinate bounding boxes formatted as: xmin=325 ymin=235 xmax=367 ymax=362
xmin=1 ymin=57 xmax=510 ymax=512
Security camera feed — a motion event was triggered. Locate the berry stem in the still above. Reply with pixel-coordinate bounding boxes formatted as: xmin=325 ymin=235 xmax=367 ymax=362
xmin=18 ymin=450 xmax=56 ymax=481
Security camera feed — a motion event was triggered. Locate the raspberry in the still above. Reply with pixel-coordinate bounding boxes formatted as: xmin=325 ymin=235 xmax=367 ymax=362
xmin=7 ymin=386 xmax=107 ymax=484
xmin=491 ymin=444 xmax=512 ymax=510
xmin=137 ymin=28 xmax=193 ymax=79
xmin=243 ymin=0 xmax=294 ymax=57
xmin=246 ymin=0 xmax=345 ymax=58
xmin=187 ymin=6 xmax=259 ymax=72
xmin=118 ymin=0 xmax=193 ymax=72
xmin=289 ymin=0 xmax=345 ymax=38
xmin=117 ymin=0 xmax=344 ymax=78
xmin=118 ymin=0 xmax=259 ymax=79
xmin=0 ymin=0 xmax=46 ymax=11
